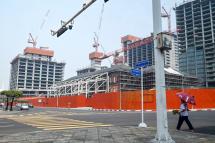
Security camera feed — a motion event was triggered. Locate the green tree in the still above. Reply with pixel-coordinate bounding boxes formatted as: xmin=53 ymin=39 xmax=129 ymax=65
xmin=0 ymin=90 xmax=23 ymax=111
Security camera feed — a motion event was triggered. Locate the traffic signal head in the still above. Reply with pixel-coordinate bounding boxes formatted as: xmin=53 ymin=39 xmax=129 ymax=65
xmin=57 ymin=26 xmax=68 ymax=37
xmin=68 ymin=24 xmax=73 ymax=30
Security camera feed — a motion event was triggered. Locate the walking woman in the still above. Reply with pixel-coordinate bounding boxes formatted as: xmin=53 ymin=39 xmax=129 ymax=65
xmin=176 ymin=99 xmax=194 ymax=131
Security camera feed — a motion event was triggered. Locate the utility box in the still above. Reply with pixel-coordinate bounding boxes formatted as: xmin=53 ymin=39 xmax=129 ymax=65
xmin=157 ymin=32 xmax=172 ymax=51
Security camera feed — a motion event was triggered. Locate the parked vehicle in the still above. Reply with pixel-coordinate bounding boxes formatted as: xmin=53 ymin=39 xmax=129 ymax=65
xmin=0 ymin=103 xmax=4 ymax=107
xmin=16 ymin=103 xmax=29 ymax=110
xmin=28 ymin=103 xmax=34 ymax=108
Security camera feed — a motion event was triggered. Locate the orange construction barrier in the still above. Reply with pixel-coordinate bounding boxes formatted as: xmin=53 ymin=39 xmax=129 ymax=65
xmin=21 ymin=88 xmax=215 ymax=110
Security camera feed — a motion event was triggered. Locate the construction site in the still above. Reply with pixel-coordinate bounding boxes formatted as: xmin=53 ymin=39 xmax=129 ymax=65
xmin=18 ymin=0 xmax=215 ymax=110
xmin=48 ymin=34 xmax=200 ymax=98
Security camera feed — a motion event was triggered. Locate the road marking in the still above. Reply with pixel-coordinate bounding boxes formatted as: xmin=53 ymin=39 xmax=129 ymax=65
xmin=0 ymin=125 xmax=14 ymax=127
xmin=7 ymin=115 xmax=112 ymax=131
xmin=43 ymin=124 xmax=111 ymax=131
xmin=0 ymin=121 xmax=11 ymax=124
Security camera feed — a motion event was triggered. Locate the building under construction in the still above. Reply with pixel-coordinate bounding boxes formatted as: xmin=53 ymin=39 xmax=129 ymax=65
xmin=49 ymin=64 xmax=200 ymax=97
xmin=48 ymin=34 xmax=200 ymax=97
xmin=10 ymin=47 xmax=65 ymax=96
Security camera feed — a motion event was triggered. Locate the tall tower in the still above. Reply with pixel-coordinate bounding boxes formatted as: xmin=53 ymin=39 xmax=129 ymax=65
xmin=10 ymin=47 xmax=65 ymax=96
xmin=176 ymin=0 xmax=215 ymax=87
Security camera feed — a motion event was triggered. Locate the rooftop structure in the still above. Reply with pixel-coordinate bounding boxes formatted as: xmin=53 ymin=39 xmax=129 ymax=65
xmin=176 ymin=0 xmax=195 ymax=7
xmin=24 ymin=47 xmax=54 ymax=57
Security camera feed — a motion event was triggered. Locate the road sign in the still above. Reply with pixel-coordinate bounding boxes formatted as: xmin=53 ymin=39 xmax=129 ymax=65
xmin=130 ymin=68 xmax=141 ymax=76
xmin=135 ymin=60 xmax=149 ymax=68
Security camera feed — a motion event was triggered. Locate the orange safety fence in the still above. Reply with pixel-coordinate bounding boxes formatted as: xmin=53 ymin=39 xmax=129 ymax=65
xmin=21 ymin=88 xmax=215 ymax=110
xmin=87 ymin=92 xmax=119 ymax=109
xmin=21 ymin=95 xmax=87 ymax=108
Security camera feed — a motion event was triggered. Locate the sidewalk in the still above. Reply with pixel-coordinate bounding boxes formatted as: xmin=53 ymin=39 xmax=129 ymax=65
xmin=0 ymin=126 xmax=214 ymax=143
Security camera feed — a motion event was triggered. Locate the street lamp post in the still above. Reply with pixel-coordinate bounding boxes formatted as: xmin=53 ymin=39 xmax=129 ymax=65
xmin=152 ymin=0 xmax=175 ymax=142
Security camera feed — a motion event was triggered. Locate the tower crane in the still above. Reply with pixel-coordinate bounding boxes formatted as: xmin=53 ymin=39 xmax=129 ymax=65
xmin=28 ymin=33 xmax=37 ymax=48
xmin=89 ymin=43 xmax=125 ymax=66
xmin=28 ymin=9 xmax=50 ymax=48
xmin=161 ymin=6 xmax=171 ymax=33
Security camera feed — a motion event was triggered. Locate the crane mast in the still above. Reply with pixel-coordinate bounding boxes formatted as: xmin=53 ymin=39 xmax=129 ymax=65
xmin=161 ymin=6 xmax=171 ymax=33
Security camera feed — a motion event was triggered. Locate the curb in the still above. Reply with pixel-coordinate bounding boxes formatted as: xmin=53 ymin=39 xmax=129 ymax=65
xmin=35 ymin=107 xmax=215 ymax=112
xmin=92 ymin=109 xmax=155 ymax=112
xmin=92 ymin=108 xmax=215 ymax=112
xmin=35 ymin=106 xmax=93 ymax=110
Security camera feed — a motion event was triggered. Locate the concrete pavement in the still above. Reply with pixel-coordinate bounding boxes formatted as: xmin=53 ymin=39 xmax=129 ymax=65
xmin=0 ymin=126 xmax=215 ymax=143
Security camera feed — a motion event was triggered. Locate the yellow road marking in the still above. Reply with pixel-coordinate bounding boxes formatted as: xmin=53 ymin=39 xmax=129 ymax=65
xmin=43 ymin=125 xmax=111 ymax=131
xmin=6 ymin=114 xmax=112 ymax=131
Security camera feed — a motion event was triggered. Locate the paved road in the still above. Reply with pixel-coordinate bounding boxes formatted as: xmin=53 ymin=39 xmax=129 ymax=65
xmin=0 ymin=108 xmax=215 ymax=136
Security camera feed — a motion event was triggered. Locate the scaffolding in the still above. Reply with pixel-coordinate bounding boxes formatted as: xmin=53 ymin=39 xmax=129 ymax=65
xmin=48 ymin=64 xmax=201 ymax=97
xmin=48 ymin=65 xmax=140 ymax=98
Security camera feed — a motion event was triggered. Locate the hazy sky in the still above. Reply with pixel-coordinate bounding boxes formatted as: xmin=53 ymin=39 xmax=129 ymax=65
xmin=0 ymin=0 xmax=183 ymax=89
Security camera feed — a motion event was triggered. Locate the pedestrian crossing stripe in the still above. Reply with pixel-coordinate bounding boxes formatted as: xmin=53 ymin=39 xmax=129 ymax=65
xmin=0 ymin=111 xmax=109 ymax=119
xmin=7 ymin=115 xmax=112 ymax=131
xmin=43 ymin=125 xmax=110 ymax=131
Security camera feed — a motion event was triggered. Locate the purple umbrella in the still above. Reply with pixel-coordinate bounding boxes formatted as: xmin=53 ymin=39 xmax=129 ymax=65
xmin=176 ymin=92 xmax=196 ymax=105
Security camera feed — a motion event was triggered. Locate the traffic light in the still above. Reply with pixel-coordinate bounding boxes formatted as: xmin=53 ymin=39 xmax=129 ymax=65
xmin=104 ymin=0 xmax=109 ymax=3
xmin=68 ymin=24 xmax=73 ymax=30
xmin=57 ymin=26 xmax=68 ymax=37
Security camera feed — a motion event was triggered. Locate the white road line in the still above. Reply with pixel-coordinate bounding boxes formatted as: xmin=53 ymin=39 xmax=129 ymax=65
xmin=0 ymin=125 xmax=14 ymax=127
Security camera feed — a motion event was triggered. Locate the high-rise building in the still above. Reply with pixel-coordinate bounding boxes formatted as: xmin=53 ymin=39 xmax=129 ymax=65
xmin=176 ymin=0 xmax=215 ymax=87
xmin=122 ymin=34 xmax=179 ymax=71
xmin=10 ymin=47 xmax=65 ymax=96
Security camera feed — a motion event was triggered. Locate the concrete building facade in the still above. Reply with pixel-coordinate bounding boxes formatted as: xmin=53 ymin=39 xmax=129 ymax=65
xmin=10 ymin=47 xmax=65 ymax=96
xmin=176 ymin=0 xmax=215 ymax=87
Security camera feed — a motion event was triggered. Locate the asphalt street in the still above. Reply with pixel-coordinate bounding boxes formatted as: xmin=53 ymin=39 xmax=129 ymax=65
xmin=0 ymin=107 xmax=215 ymax=136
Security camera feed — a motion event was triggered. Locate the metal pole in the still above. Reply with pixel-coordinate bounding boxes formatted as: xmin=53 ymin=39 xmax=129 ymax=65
xmin=182 ymin=74 xmax=184 ymax=92
xmin=86 ymin=81 xmax=88 ymax=98
xmin=152 ymin=0 xmax=174 ymax=142
xmin=119 ymin=83 xmax=121 ymax=110
xmin=138 ymin=67 xmax=147 ymax=127
xmin=119 ymin=73 xmax=122 ymax=110
xmin=57 ymin=90 xmax=59 ymax=108
xmin=51 ymin=0 xmax=97 ymax=36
